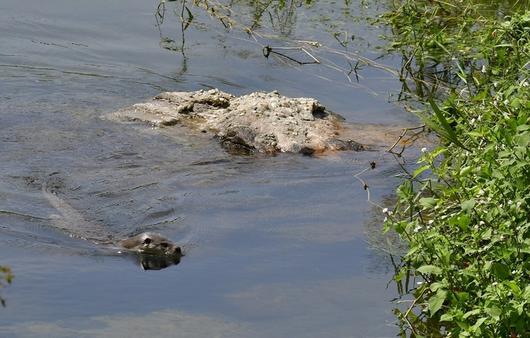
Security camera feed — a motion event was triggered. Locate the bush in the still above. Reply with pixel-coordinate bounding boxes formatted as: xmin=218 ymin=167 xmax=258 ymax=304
xmin=381 ymin=2 xmax=530 ymax=336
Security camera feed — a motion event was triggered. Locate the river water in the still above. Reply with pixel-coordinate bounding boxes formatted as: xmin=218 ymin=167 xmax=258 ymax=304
xmin=0 ymin=0 xmax=418 ymax=336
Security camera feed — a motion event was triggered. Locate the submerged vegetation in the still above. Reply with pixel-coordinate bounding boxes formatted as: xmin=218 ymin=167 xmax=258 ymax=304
xmin=0 ymin=266 xmax=13 ymax=307
xmin=155 ymin=0 xmax=397 ymax=88
xmin=381 ymin=0 xmax=530 ymax=336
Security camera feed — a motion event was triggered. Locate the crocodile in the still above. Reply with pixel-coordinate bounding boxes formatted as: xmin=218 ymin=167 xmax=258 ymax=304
xmin=107 ymin=89 xmax=365 ymax=155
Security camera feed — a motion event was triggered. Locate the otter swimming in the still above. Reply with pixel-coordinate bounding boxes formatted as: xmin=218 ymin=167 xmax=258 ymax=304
xmin=118 ymin=232 xmax=183 ymax=270
xmin=42 ymin=180 xmax=183 ymax=270
xmin=119 ymin=232 xmax=182 ymax=257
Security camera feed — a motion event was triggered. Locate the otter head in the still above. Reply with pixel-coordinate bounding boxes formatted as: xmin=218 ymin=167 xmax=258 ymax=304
xmin=118 ymin=232 xmax=183 ymax=270
xmin=118 ymin=232 xmax=182 ymax=257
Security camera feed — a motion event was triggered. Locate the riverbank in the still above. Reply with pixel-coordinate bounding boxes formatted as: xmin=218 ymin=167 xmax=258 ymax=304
xmin=381 ymin=1 xmax=530 ymax=336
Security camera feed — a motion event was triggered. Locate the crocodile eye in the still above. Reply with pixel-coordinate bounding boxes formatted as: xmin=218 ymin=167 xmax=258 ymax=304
xmin=160 ymin=242 xmax=169 ymax=248
xmin=143 ymin=238 xmax=152 ymax=245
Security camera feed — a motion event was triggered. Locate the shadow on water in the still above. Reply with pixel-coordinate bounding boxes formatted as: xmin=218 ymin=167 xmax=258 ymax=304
xmin=126 ymin=252 xmax=182 ymax=271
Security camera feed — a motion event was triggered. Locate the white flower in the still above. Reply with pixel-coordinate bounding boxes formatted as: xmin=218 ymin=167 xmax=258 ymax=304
xmin=414 ymin=225 xmax=422 ymax=233
xmin=428 ymin=220 xmax=434 ymax=225
xmin=421 ymin=147 xmax=428 ymax=153
xmin=381 ymin=208 xmax=393 ymax=216
xmin=481 ymin=64 xmax=487 ymax=73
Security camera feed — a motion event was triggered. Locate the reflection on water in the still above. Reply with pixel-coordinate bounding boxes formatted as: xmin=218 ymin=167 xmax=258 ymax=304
xmin=0 ymin=0 xmax=420 ymax=336
xmin=0 ymin=309 xmax=253 ymax=338
xmin=134 ymin=253 xmax=182 ymax=271
xmin=152 ymin=0 xmax=406 ymax=115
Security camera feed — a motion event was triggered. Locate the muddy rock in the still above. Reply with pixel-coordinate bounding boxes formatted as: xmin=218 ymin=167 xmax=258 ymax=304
xmin=109 ymin=89 xmax=364 ymax=154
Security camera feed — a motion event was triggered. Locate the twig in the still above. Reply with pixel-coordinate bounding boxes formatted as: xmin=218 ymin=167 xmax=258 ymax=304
xmin=262 ymin=45 xmax=320 ymax=65
xmin=353 ymin=163 xmax=383 ymax=209
xmin=387 ymin=125 xmax=426 ymax=157
xmin=400 ymin=286 xmax=427 ymax=336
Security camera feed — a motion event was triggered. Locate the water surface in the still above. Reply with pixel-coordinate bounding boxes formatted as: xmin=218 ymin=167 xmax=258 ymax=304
xmin=0 ymin=0 xmax=416 ymax=336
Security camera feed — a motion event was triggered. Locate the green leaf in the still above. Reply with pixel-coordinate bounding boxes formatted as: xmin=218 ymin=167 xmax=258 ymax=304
xmin=515 ymin=132 xmax=530 ymax=147
xmin=516 ymin=124 xmax=530 ymax=132
xmin=523 ymin=285 xmax=530 ymax=300
xmin=430 ymin=282 xmax=444 ymax=292
xmin=413 ymin=164 xmax=431 ymax=178
xmin=417 ymin=265 xmax=443 ymax=275
xmin=419 ymin=197 xmax=436 ymax=208
xmin=506 ymin=281 xmax=521 ymax=296
xmin=461 ymin=199 xmax=476 ymax=212
xmin=431 ymin=147 xmax=447 ymax=159
xmin=428 ymin=289 xmax=447 ymax=315
xmin=428 ymin=98 xmax=469 ymax=150
xmin=459 ymin=166 xmax=472 ymax=176
xmin=484 ymin=306 xmax=501 ymax=320
xmin=440 ymin=313 xmax=454 ymax=322
xmin=471 ymin=317 xmax=487 ymax=331
xmin=463 ymin=308 xmax=481 ymax=319
xmin=183 ymin=6 xmax=194 ymax=31
xmin=490 ymin=262 xmax=510 ymax=279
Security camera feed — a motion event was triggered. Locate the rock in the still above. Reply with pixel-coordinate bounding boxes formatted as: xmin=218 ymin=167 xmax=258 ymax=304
xmin=109 ymin=89 xmax=363 ymax=155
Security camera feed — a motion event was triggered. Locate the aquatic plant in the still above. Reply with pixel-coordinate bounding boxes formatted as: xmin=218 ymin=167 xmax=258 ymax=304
xmin=381 ymin=1 xmax=530 ymax=336
xmin=154 ymin=0 xmax=397 ymax=85
xmin=0 ymin=266 xmax=13 ymax=307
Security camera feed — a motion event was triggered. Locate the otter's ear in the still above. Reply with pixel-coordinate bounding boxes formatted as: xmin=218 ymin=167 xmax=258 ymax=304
xmin=143 ymin=237 xmax=152 ymax=245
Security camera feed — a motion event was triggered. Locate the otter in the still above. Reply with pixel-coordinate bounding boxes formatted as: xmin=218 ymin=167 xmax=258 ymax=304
xmin=118 ymin=232 xmax=183 ymax=270
xmin=119 ymin=232 xmax=182 ymax=257
xmin=42 ymin=179 xmax=183 ymax=270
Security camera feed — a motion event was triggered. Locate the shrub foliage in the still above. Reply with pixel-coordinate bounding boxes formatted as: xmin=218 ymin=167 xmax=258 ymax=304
xmin=381 ymin=1 xmax=530 ymax=336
